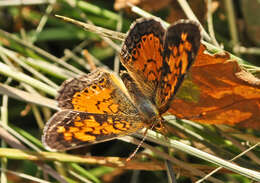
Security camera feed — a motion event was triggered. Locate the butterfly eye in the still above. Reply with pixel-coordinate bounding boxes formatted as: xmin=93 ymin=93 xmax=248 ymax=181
xmin=137 ymin=43 xmax=141 ymax=49
xmin=142 ymin=37 xmax=146 ymax=42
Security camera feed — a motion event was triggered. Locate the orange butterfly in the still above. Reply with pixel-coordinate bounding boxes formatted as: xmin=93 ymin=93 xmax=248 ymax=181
xmin=42 ymin=18 xmax=201 ymax=151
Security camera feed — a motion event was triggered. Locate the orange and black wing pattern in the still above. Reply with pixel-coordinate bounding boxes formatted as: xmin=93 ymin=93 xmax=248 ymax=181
xmin=43 ymin=110 xmax=144 ymax=151
xmin=57 ymin=68 xmax=138 ymax=116
xmin=156 ymin=20 xmax=201 ymax=113
xmin=120 ymin=18 xmax=164 ymax=102
xmin=42 ymin=18 xmax=201 ymax=151
xmin=42 ymin=69 xmax=146 ymax=151
xmin=120 ymin=18 xmax=201 ymax=114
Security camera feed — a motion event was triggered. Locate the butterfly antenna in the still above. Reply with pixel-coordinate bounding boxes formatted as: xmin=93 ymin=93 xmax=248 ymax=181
xmin=126 ymin=121 xmax=157 ymax=162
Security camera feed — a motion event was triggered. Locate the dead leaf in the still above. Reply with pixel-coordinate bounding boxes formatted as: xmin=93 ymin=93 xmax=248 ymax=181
xmin=167 ymin=45 xmax=260 ymax=129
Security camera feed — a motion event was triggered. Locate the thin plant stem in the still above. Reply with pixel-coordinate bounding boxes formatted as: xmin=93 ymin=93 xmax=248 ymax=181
xmin=137 ymin=129 xmax=260 ymax=181
xmin=63 ymin=49 xmax=91 ymax=70
xmin=0 ymin=0 xmax=55 ymax=6
xmin=1 ymin=95 xmax=8 ymax=183
xmin=0 ymin=168 xmax=51 ymax=183
xmin=0 ymin=84 xmax=58 ymax=110
xmin=120 ymin=136 xmax=224 ymax=183
xmin=61 ymin=40 xmax=89 ymax=62
xmin=55 ymin=15 xmax=125 ymax=41
xmin=0 ymin=46 xmax=59 ymax=89
xmin=207 ymin=0 xmax=220 ymax=47
xmin=0 ymin=29 xmax=82 ymax=76
xmin=196 ymin=143 xmax=260 ymax=183
xmin=234 ymin=46 xmax=260 ymax=55
xmin=70 ymin=163 xmax=101 ymax=183
xmin=69 ymin=170 xmax=93 ymax=183
xmin=31 ymin=2 xmax=55 ymax=43
xmin=0 ymin=122 xmax=42 ymax=152
xmin=224 ymin=0 xmax=240 ymax=52
xmin=31 ymin=105 xmax=45 ymax=130
xmin=114 ymin=11 xmax=123 ymax=73
xmin=71 ymin=0 xmax=120 ymax=21
xmin=0 ymin=62 xmax=57 ymax=97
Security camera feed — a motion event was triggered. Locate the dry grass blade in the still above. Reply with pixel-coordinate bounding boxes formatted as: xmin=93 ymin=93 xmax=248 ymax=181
xmin=0 ymin=84 xmax=58 ymax=110
xmin=137 ymin=130 xmax=260 ymax=181
xmin=0 ymin=29 xmax=83 ymax=76
xmin=196 ymin=142 xmax=260 ymax=183
xmin=120 ymin=136 xmax=224 ymax=183
xmin=165 ymin=160 xmax=177 ymax=183
xmin=55 ymin=15 xmax=126 ymax=41
xmin=0 ymin=168 xmax=51 ymax=183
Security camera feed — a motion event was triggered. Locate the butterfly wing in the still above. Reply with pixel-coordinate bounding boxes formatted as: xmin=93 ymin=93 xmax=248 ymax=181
xmin=156 ymin=20 xmax=201 ymax=113
xmin=57 ymin=68 xmax=138 ymax=116
xmin=120 ymin=18 xmax=201 ymax=115
xmin=120 ymin=18 xmax=165 ymax=103
xmin=43 ymin=110 xmax=145 ymax=151
xmin=43 ymin=68 xmax=145 ymax=151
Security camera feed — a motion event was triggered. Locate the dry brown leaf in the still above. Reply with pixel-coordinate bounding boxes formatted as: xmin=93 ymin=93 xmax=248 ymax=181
xmin=168 ymin=45 xmax=260 ymax=129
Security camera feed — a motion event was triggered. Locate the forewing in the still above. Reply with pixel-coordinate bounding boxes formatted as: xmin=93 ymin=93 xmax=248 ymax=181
xmin=42 ymin=110 xmax=145 ymax=151
xmin=57 ymin=68 xmax=138 ymax=116
xmin=156 ymin=20 xmax=201 ymax=113
xmin=120 ymin=18 xmax=165 ymax=102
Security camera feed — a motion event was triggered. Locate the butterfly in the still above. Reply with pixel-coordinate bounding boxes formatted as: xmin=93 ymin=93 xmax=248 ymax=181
xmin=42 ymin=18 xmax=201 ymax=151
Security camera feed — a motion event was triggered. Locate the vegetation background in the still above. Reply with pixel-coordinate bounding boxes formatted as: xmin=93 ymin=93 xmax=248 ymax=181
xmin=0 ymin=0 xmax=259 ymax=183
